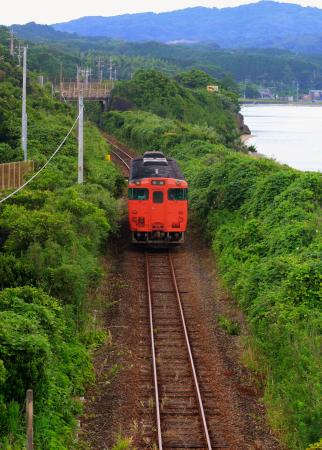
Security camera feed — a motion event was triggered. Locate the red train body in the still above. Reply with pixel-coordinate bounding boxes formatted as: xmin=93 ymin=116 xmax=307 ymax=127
xmin=128 ymin=151 xmax=188 ymax=244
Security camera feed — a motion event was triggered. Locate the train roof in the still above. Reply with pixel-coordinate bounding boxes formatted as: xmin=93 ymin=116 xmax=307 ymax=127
xmin=130 ymin=155 xmax=185 ymax=181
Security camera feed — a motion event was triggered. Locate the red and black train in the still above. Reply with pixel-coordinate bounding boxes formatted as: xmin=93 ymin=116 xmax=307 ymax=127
xmin=128 ymin=151 xmax=188 ymax=244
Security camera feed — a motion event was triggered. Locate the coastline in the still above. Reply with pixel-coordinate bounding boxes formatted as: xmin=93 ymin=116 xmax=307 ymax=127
xmin=240 ymin=134 xmax=254 ymax=143
xmin=241 ymin=101 xmax=322 ymax=108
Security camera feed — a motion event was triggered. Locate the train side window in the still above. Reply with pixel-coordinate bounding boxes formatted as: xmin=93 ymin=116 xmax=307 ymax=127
xmin=128 ymin=188 xmax=149 ymax=200
xmin=153 ymin=191 xmax=164 ymax=203
xmin=168 ymin=188 xmax=188 ymax=200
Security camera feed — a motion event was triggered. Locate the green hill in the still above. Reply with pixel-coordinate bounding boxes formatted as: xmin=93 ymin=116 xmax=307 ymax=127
xmin=51 ymin=2 xmax=322 ymax=53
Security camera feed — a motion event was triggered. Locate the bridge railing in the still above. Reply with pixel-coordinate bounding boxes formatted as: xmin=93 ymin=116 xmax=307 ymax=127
xmin=56 ymin=81 xmax=114 ymax=100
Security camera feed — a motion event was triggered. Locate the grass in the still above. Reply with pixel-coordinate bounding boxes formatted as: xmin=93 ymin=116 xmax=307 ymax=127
xmin=217 ymin=314 xmax=240 ymax=335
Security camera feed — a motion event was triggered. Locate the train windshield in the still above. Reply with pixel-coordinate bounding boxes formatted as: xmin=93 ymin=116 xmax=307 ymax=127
xmin=153 ymin=191 xmax=164 ymax=203
xmin=168 ymin=188 xmax=188 ymax=200
xmin=128 ymin=188 xmax=149 ymax=200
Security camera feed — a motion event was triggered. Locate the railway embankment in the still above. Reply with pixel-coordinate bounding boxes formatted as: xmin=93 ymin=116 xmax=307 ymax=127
xmin=0 ymin=38 xmax=124 ymax=448
xmin=102 ymin=107 xmax=321 ymax=450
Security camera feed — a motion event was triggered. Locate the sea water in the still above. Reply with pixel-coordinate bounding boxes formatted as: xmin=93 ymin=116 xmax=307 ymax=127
xmin=241 ymin=104 xmax=322 ymax=172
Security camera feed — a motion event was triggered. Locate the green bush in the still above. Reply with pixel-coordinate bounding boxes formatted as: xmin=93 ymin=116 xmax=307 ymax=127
xmin=0 ymin=287 xmax=93 ymax=448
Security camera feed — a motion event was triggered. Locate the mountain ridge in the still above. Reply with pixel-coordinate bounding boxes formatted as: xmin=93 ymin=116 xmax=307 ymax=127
xmin=50 ymin=1 xmax=322 ymax=51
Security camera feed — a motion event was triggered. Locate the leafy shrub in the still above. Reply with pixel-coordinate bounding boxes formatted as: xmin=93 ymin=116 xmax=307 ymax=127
xmin=217 ymin=315 xmax=240 ymax=335
xmin=0 ymin=287 xmax=93 ymax=448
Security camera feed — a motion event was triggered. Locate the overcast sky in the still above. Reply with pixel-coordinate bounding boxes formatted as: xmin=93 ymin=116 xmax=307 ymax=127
xmin=2 ymin=0 xmax=322 ymax=26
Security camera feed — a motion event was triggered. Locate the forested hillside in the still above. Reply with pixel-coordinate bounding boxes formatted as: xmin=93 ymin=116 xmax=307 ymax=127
xmin=52 ymin=2 xmax=322 ymax=53
xmin=102 ymin=71 xmax=322 ymax=450
xmin=111 ymin=70 xmax=240 ymax=145
xmin=0 ymin=27 xmax=123 ymax=448
xmin=12 ymin=23 xmax=322 ymax=96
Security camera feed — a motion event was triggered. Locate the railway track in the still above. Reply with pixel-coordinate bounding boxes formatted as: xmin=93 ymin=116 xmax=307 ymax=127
xmin=105 ymin=135 xmax=133 ymax=170
xmin=144 ymin=251 xmax=228 ymax=449
xmin=107 ymin=135 xmax=228 ymax=449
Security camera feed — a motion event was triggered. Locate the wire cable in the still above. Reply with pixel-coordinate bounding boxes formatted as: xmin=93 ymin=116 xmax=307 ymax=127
xmin=0 ymin=108 xmax=83 ymax=205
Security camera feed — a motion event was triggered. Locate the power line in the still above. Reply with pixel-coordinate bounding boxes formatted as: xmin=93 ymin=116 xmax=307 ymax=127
xmin=0 ymin=108 xmax=83 ymax=205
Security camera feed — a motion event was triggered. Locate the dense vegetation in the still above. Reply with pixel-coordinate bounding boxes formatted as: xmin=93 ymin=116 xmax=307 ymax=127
xmin=111 ymin=70 xmax=240 ymax=145
xmin=0 ymin=28 xmax=123 ymax=448
xmin=103 ymin=70 xmax=322 ymax=449
xmin=12 ymin=24 xmax=322 ymax=96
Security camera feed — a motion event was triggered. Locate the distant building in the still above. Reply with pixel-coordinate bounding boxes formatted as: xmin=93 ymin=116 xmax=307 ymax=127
xmin=259 ymin=88 xmax=274 ymax=99
xmin=309 ymin=90 xmax=322 ymax=100
xmin=207 ymin=85 xmax=219 ymax=93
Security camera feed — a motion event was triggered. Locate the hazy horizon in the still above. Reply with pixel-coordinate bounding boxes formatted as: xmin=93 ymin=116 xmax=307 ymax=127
xmin=2 ymin=0 xmax=322 ymax=26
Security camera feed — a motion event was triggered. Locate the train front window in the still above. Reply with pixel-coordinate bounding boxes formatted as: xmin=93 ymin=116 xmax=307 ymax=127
xmin=128 ymin=188 xmax=149 ymax=200
xmin=153 ymin=191 xmax=164 ymax=203
xmin=168 ymin=188 xmax=188 ymax=200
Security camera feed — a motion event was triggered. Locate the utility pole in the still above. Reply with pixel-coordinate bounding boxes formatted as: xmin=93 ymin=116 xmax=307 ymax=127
xmin=97 ymin=57 xmax=104 ymax=82
xmin=114 ymin=66 xmax=117 ymax=81
xmin=78 ymin=79 xmax=84 ymax=184
xmin=243 ymin=78 xmax=248 ymax=100
xmin=17 ymin=43 xmax=22 ymax=67
xmin=22 ymin=46 xmax=28 ymax=161
xmin=109 ymin=57 xmax=113 ymax=82
xmin=60 ymin=62 xmax=63 ymax=85
xmin=296 ymin=80 xmax=300 ymax=103
xmin=9 ymin=29 xmax=15 ymax=57
xmin=88 ymin=68 xmax=92 ymax=84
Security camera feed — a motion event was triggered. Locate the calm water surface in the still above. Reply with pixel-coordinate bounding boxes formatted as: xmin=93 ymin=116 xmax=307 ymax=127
xmin=241 ymin=105 xmax=322 ymax=172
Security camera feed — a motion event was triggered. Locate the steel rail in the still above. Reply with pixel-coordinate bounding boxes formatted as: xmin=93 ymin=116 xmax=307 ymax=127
xmin=110 ymin=149 xmax=131 ymax=170
xmin=145 ymin=253 xmax=163 ymax=450
xmin=168 ymin=251 xmax=212 ymax=450
xmin=105 ymin=137 xmax=134 ymax=161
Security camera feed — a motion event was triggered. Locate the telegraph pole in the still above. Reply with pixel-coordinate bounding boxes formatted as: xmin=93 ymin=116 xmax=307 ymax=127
xmin=296 ymin=80 xmax=300 ymax=103
xmin=243 ymin=78 xmax=248 ymax=99
xmin=17 ymin=43 xmax=22 ymax=67
xmin=9 ymin=29 xmax=15 ymax=57
xmin=22 ymin=46 xmax=28 ymax=161
xmin=109 ymin=57 xmax=113 ymax=81
xmin=60 ymin=62 xmax=63 ymax=85
xmin=97 ymin=57 xmax=104 ymax=82
xmin=78 ymin=74 xmax=84 ymax=184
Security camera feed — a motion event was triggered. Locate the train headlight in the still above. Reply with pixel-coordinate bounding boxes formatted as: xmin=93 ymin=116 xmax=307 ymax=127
xmin=151 ymin=180 xmax=165 ymax=185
